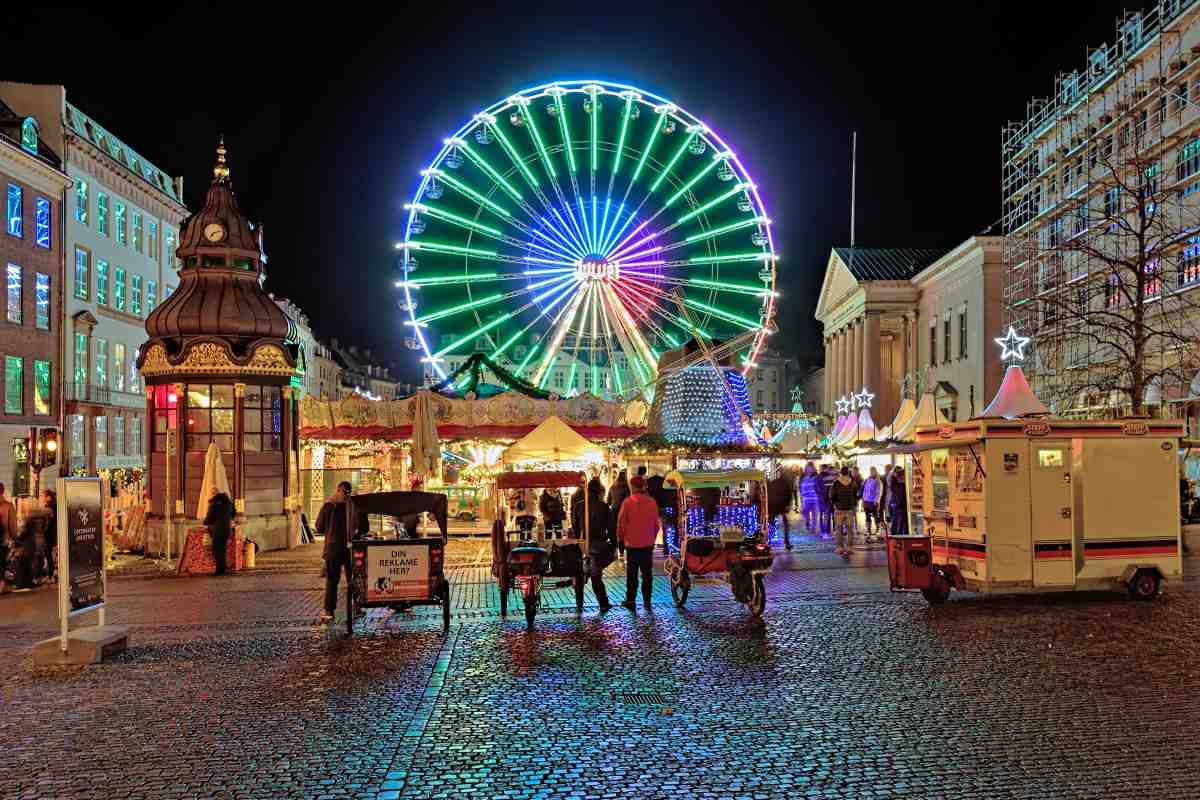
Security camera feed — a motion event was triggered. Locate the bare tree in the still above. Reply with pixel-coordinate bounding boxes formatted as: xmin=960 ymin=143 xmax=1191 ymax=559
xmin=1025 ymin=99 xmax=1200 ymax=417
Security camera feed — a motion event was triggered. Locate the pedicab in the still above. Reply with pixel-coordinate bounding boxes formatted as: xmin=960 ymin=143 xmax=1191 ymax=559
xmin=662 ymin=469 xmax=775 ymax=617
xmin=887 ymin=416 xmax=1184 ymax=604
xmin=489 ymin=471 xmax=589 ymax=630
xmin=345 ymin=491 xmax=451 ymax=635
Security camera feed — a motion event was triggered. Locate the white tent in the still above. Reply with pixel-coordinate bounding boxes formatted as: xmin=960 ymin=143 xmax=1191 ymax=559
xmin=196 ymin=441 xmax=231 ymax=519
xmin=851 ymin=407 xmax=877 ymax=447
xmin=876 ymin=397 xmax=915 ymax=442
xmin=891 ymin=393 xmax=946 ymax=443
xmin=978 ymin=365 xmax=1050 ymax=419
xmin=835 ymin=410 xmax=861 ymax=447
xmin=502 ymin=415 xmax=604 ymax=464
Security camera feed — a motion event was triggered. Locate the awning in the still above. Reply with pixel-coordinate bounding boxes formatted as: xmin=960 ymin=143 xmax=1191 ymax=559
xmin=665 ymin=468 xmax=765 ymax=489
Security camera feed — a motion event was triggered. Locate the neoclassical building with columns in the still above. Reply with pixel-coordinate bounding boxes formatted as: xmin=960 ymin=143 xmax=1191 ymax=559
xmin=814 ymin=238 xmax=1005 ymax=426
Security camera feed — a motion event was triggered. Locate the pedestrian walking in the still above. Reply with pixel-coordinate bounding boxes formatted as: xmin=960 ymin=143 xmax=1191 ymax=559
xmin=40 ymin=489 xmax=57 ymax=581
xmin=0 ymin=483 xmax=15 ymax=592
xmin=819 ymin=465 xmax=837 ymax=537
xmin=617 ymin=475 xmax=660 ymax=611
xmin=861 ymin=467 xmax=883 ymax=538
xmin=767 ymin=468 xmax=795 ymax=551
xmin=799 ymin=463 xmax=820 ymax=533
xmin=316 ymin=481 xmax=369 ymax=622
xmin=829 ymin=466 xmax=858 ymax=557
xmin=881 ymin=464 xmax=894 ymax=526
xmin=539 ymin=487 xmax=566 ymax=538
xmin=203 ymin=486 xmax=235 ymax=576
xmin=573 ymin=478 xmax=615 ymax=613
xmin=607 ymin=471 xmax=630 ymax=555
xmin=888 ymin=467 xmax=909 ymax=536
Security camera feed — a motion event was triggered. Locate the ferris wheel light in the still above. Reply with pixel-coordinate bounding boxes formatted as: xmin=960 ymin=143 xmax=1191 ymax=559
xmin=403 ymin=319 xmax=428 ymax=328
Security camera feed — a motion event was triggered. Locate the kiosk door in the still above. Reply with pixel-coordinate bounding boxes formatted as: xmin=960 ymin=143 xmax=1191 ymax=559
xmin=1030 ymin=441 xmax=1074 ymax=587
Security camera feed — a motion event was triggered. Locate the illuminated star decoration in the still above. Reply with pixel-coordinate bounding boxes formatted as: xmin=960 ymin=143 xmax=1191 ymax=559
xmin=854 ymin=387 xmax=875 ymax=410
xmin=994 ymin=326 xmax=1030 ymax=362
xmin=789 ymin=384 xmax=804 ymax=403
xmin=835 ymin=395 xmax=852 ymax=415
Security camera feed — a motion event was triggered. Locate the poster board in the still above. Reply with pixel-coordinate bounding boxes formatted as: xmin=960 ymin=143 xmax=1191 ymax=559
xmin=56 ymin=477 xmax=107 ymax=652
xmin=365 ymin=541 xmax=432 ymax=602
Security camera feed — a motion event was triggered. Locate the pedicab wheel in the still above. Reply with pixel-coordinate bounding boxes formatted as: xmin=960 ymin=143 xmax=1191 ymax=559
xmin=441 ymin=580 xmax=451 ymax=633
xmin=1128 ymin=569 xmax=1161 ymax=601
xmin=748 ymin=575 xmax=767 ymax=618
xmin=499 ymin=570 xmax=509 ymax=618
xmin=671 ymin=573 xmax=690 ymax=607
xmin=921 ymin=573 xmax=951 ymax=605
xmin=346 ymin=583 xmax=356 ymax=636
xmin=573 ymin=574 xmax=585 ymax=614
xmin=525 ymin=592 xmax=538 ymax=631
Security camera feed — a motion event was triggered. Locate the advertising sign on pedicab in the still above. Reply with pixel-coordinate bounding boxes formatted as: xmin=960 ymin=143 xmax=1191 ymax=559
xmin=365 ymin=544 xmax=432 ymax=602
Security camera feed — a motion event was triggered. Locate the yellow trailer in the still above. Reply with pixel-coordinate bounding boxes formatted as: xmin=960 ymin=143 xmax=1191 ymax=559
xmin=891 ymin=417 xmax=1183 ymax=602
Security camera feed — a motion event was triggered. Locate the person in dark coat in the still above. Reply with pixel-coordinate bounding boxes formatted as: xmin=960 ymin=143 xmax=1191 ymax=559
xmin=767 ymin=470 xmax=796 ymax=550
xmin=572 ymin=478 xmax=614 ymax=612
xmin=317 ymin=481 xmax=370 ymax=621
xmin=203 ymin=487 xmax=235 ymax=576
xmin=829 ymin=467 xmax=858 ymax=556
xmin=888 ymin=467 xmax=909 ymax=536
xmin=645 ymin=474 xmax=673 ymax=554
xmin=539 ymin=487 xmax=566 ymax=538
xmin=607 ymin=472 xmax=631 ymax=555
xmin=819 ymin=465 xmax=838 ymax=537
xmin=40 ymin=488 xmax=58 ymax=581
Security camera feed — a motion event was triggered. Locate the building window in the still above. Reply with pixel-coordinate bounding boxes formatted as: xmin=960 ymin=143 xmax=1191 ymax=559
xmin=95 ymin=338 xmax=108 ymax=388
xmin=132 ymin=212 xmax=142 ymax=254
xmin=243 ymin=384 xmax=282 ymax=452
xmin=1179 ymin=141 xmax=1200 ymax=183
xmin=4 ymin=356 xmax=22 ymax=414
xmin=74 ymin=248 xmax=90 ymax=300
xmin=186 ymin=384 xmax=236 ymax=452
xmin=75 ymin=180 xmax=88 ymax=225
xmin=152 ymin=384 xmax=177 ymax=453
xmin=6 ymin=264 xmax=20 ymax=324
xmin=68 ymin=414 xmax=84 ymax=465
xmin=97 ymin=193 xmax=109 ymax=236
xmin=958 ymin=311 xmax=967 ymax=359
xmin=112 ymin=342 xmax=126 ymax=392
xmin=114 ymin=201 xmax=126 ymax=245
xmin=33 ymin=360 xmax=50 ymax=416
xmin=112 ymin=416 xmax=125 ymax=456
xmin=1180 ymin=235 xmax=1200 ymax=286
xmin=96 ymin=260 xmax=108 ymax=306
xmin=148 ymin=220 xmax=158 ymax=261
xmin=95 ymin=416 xmax=107 ymax=457
xmin=756 ymin=389 xmax=763 ymax=407
xmin=34 ymin=198 xmax=50 ymax=248
xmin=164 ymin=284 xmax=174 ymax=300
xmin=35 ymin=273 xmax=49 ymax=330
xmin=929 ymin=322 xmax=937 ymax=367
xmin=128 ymin=355 xmax=140 ymax=394
xmin=1105 ymin=187 xmax=1120 ymax=218
xmin=166 ymin=231 xmax=177 ymax=269
xmin=114 ymin=267 xmax=126 ymax=312
xmin=5 ymin=184 xmax=23 ymax=238
xmin=74 ymin=333 xmax=87 ymax=387
xmin=943 ymin=317 xmax=951 ymax=364
xmin=20 ymin=118 xmax=38 ymax=153
xmin=131 ymin=413 xmax=142 ymax=458
xmin=1179 ymin=82 xmax=1190 ymax=113
xmin=131 ymin=274 xmax=142 ymax=317
xmin=146 ymin=280 xmax=157 ymax=314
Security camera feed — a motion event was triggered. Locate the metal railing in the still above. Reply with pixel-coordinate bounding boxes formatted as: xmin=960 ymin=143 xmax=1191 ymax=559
xmin=66 ymin=383 xmax=144 ymax=407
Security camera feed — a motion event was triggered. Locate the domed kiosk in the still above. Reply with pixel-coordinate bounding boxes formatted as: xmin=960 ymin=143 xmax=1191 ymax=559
xmin=137 ymin=139 xmax=301 ymax=556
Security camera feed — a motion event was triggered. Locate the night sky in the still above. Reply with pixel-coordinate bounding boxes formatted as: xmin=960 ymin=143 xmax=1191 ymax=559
xmin=7 ymin=2 xmax=1134 ymax=382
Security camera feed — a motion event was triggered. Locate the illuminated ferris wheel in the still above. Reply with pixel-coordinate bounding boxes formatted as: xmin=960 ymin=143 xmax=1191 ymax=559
xmin=398 ymin=80 xmax=778 ymax=399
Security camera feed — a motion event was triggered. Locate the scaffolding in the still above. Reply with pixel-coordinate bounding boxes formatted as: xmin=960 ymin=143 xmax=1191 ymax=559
xmin=1001 ymin=0 xmax=1200 ymax=419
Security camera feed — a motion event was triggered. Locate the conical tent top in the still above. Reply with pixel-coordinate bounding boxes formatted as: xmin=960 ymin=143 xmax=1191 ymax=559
xmin=978 ymin=365 xmax=1050 ymax=419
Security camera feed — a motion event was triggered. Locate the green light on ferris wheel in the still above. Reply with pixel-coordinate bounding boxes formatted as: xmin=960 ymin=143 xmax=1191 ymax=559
xmin=433 ymin=312 xmax=514 ymax=358
xmin=488 ymin=122 xmax=540 ymax=189
xmin=407 ymin=272 xmax=499 ymax=286
xmin=408 ymin=203 xmax=503 ymax=238
xmin=630 ymin=108 xmax=666 ymax=185
xmin=683 ymin=297 xmax=762 ymax=330
xmin=589 ymin=87 xmax=599 ymax=173
xmin=687 ymin=252 xmax=774 ymax=265
xmin=552 ymin=91 xmax=577 ymax=173
xmin=406 ymin=241 xmax=496 ymax=258
xmin=687 ymin=277 xmax=774 ymax=295
xmin=649 ymin=127 xmax=699 ymax=193
xmin=520 ymin=102 xmax=557 ymax=180
xmin=428 ymin=171 xmax=511 ymax=218
xmin=684 ymin=217 xmax=765 ymax=243
xmin=513 ymin=342 xmax=541 ymax=378
xmin=453 ymin=138 xmax=523 ymax=201
xmin=613 ymin=94 xmax=633 ymax=175
xmin=664 ymin=156 xmax=724 ymax=208
xmin=417 ymin=293 xmax=505 ymax=323
xmin=677 ymin=182 xmax=752 ymax=225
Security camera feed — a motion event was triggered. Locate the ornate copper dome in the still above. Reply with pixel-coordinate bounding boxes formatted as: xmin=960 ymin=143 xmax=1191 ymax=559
xmin=139 ymin=138 xmax=296 ymax=380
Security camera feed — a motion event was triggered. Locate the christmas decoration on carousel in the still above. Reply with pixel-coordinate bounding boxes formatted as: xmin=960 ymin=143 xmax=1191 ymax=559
xmin=397 ymin=80 xmax=778 ymax=400
xmin=994 ymin=326 xmax=1030 ymax=362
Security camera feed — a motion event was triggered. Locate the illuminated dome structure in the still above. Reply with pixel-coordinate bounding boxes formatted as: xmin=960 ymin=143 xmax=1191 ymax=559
xmin=399 ymin=80 xmax=778 ymax=400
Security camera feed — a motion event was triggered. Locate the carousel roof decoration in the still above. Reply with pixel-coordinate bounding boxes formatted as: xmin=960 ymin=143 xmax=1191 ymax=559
xmin=978 ymin=365 xmax=1050 ymax=419
xmin=139 ymin=137 xmax=296 ymax=380
xmin=427 ymin=352 xmax=553 ymax=400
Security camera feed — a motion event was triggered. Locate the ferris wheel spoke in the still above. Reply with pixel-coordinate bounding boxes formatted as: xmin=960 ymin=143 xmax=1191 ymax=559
xmin=601 ymin=283 xmax=658 ymax=374
xmin=648 ymin=126 xmax=701 ymax=194
xmin=664 ymin=152 xmax=728 ymax=209
xmin=491 ymin=278 xmax=580 ymax=363
xmin=424 ymin=169 xmax=512 ymax=221
xmin=451 ymin=138 xmax=524 ymax=203
xmin=676 ymin=181 xmax=754 ymax=226
xmin=531 ymin=280 xmax=590 ymax=384
xmin=596 ymin=287 xmax=639 ymax=396
xmin=518 ymin=100 xmax=558 ymax=183
xmin=550 ymin=89 xmax=578 ymax=175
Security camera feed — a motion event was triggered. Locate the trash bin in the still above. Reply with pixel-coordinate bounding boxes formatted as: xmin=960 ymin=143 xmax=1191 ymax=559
xmin=244 ymin=539 xmax=256 ymax=569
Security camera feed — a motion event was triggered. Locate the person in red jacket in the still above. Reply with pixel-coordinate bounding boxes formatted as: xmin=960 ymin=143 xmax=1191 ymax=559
xmin=617 ymin=475 xmax=660 ymax=611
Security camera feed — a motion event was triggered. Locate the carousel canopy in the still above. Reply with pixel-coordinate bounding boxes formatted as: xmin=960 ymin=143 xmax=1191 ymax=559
xmin=978 ymin=365 xmax=1050 ymax=419
xmin=665 ymin=469 xmax=765 ymax=489
xmin=851 ymin=407 xmax=877 ymax=446
xmin=502 ymin=415 xmax=605 ymax=464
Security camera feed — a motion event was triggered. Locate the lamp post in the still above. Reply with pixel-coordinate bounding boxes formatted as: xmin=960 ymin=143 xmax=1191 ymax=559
xmin=28 ymin=426 xmax=57 ymax=498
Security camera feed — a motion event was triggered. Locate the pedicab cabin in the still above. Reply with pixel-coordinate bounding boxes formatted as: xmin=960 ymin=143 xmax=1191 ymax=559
xmin=890 ymin=365 xmax=1183 ymax=602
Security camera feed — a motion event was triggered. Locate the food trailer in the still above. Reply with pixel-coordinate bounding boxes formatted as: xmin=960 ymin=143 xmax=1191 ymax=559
xmin=889 ymin=417 xmax=1184 ymax=603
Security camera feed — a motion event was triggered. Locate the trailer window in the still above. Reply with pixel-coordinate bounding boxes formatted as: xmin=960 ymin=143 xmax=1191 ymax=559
xmin=931 ymin=448 xmax=950 ymax=511
xmin=1037 ymin=449 xmax=1064 ymax=468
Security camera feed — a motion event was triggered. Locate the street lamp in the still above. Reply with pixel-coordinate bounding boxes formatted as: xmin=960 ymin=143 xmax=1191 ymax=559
xmin=28 ymin=426 xmax=57 ymax=497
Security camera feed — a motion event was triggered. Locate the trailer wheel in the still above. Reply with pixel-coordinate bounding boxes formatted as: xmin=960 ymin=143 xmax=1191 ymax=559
xmin=1128 ymin=569 xmax=1161 ymax=601
xmin=921 ymin=573 xmax=951 ymax=605
xmin=441 ymin=580 xmax=451 ymax=634
xmin=671 ymin=573 xmax=690 ymax=607
xmin=748 ymin=575 xmax=767 ymax=618
xmin=499 ymin=570 xmax=509 ymax=618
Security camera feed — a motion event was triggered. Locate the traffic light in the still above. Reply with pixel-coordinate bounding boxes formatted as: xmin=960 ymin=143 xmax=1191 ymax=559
xmin=41 ymin=428 xmax=57 ymax=467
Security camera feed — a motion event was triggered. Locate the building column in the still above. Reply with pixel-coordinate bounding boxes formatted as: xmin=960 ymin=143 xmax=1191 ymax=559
xmin=851 ymin=317 xmax=864 ymax=396
xmin=864 ymin=313 xmax=882 ymax=415
xmin=823 ymin=337 xmax=832 ymax=414
xmin=837 ymin=329 xmax=848 ymax=407
xmin=85 ymin=411 xmax=96 ymax=475
xmin=281 ymin=385 xmax=294 ymax=511
xmin=233 ymin=383 xmax=245 ymax=515
xmin=173 ymin=382 xmax=186 ymax=518
xmin=900 ymin=313 xmax=910 ymax=398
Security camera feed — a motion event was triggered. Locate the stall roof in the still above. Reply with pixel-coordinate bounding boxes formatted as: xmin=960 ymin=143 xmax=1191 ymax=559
xmin=665 ymin=468 xmax=765 ymax=488
xmin=496 ymin=471 xmax=586 ymax=490
xmin=502 ymin=415 xmax=605 ymax=464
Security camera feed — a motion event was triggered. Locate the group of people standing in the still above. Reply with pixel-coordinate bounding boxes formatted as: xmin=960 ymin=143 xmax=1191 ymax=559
xmin=573 ymin=467 xmax=663 ymax=613
xmin=0 ymin=483 xmax=58 ymax=593
xmin=799 ymin=462 xmax=908 ymax=555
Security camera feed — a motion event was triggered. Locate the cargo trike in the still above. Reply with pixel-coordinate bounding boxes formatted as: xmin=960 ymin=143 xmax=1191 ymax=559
xmin=345 ymin=490 xmax=451 ymax=635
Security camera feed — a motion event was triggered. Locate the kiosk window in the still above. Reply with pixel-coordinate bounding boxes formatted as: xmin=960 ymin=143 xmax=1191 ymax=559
xmin=931 ymin=448 xmax=950 ymax=511
xmin=1037 ymin=449 xmax=1064 ymax=468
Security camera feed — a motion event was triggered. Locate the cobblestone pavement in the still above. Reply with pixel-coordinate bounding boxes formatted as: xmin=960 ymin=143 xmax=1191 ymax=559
xmin=3 ymin=523 xmax=1200 ymax=799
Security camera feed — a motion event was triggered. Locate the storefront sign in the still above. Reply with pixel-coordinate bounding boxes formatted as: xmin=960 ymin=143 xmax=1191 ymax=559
xmin=59 ymin=477 xmax=105 ymax=614
xmin=1122 ymin=421 xmax=1148 ymax=436
xmin=365 ymin=544 xmax=430 ymax=602
xmin=938 ymin=425 xmax=955 ymax=438
xmin=1023 ymin=422 xmax=1051 ymax=437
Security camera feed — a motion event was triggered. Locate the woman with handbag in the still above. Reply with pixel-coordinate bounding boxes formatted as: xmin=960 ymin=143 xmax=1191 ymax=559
xmin=577 ymin=478 xmax=614 ymax=613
